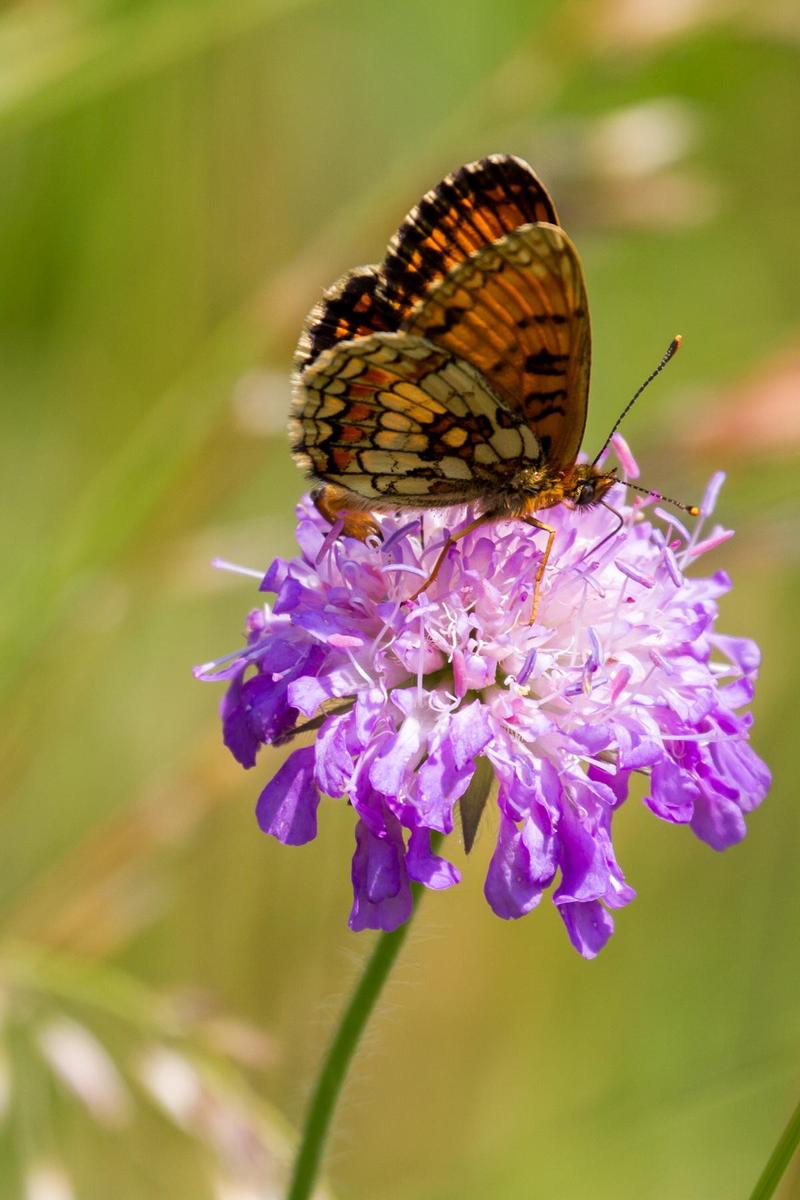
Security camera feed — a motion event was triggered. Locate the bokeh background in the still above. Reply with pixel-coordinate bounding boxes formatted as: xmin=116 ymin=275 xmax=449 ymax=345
xmin=2 ymin=1 xmax=799 ymax=1197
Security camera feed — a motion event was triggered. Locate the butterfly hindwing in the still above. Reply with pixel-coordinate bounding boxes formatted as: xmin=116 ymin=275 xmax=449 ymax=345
xmin=379 ymin=155 xmax=559 ymax=319
xmin=295 ymin=265 xmax=398 ymax=373
xmin=404 ymin=223 xmax=590 ymax=469
xmin=291 ymin=332 xmax=541 ymax=506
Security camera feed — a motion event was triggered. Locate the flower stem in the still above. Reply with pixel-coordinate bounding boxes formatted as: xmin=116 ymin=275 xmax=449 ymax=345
xmin=286 ymin=882 xmax=430 ymax=1200
xmin=746 ymin=1096 xmax=800 ymax=1200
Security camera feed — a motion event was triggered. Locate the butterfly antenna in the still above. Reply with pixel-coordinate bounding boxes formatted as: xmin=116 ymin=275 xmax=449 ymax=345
xmin=592 ymin=335 xmax=683 ymax=466
xmin=624 ymin=480 xmax=699 ymax=516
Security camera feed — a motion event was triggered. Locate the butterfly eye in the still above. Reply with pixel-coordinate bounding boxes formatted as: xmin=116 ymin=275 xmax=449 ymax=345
xmin=575 ymin=481 xmax=597 ymax=506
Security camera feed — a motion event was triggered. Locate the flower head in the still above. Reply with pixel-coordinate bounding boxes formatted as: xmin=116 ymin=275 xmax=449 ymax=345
xmin=196 ymin=445 xmax=769 ymax=957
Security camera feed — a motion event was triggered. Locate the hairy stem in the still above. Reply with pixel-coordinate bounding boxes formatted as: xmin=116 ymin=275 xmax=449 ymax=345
xmin=286 ymin=859 xmax=438 ymax=1200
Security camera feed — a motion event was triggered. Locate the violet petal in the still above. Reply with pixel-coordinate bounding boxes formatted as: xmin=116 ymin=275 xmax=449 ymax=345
xmin=256 ymin=747 xmax=320 ymax=845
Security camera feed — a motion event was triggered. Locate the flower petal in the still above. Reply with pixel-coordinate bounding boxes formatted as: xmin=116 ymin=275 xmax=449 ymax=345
xmin=406 ymin=828 xmax=461 ymax=890
xmin=558 ymin=900 xmax=614 ymax=959
xmin=256 ymin=747 xmax=320 ymax=845
xmin=448 ymin=700 xmax=494 ymax=770
xmin=484 ymin=812 xmax=555 ymax=919
xmin=415 ymin=702 xmax=493 ymax=832
xmin=690 ymin=786 xmax=747 ymax=850
xmin=645 ymin=759 xmax=697 ymax=824
xmin=349 ymin=819 xmax=412 ymax=932
xmin=220 ymin=674 xmax=260 ymax=769
xmin=315 ymin=713 xmax=354 ymax=798
xmin=710 ymin=738 xmax=771 ymax=812
xmin=370 ymin=712 xmax=429 ymax=797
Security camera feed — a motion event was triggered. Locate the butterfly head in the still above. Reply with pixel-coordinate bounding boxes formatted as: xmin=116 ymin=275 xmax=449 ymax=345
xmin=566 ymin=464 xmax=618 ymax=509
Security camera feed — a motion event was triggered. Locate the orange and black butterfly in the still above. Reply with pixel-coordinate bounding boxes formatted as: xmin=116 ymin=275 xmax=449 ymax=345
xmin=289 ymin=155 xmax=688 ymax=617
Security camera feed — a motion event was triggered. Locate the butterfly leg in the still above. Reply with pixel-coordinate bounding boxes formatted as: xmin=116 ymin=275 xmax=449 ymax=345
xmin=521 ymin=516 xmax=556 ymax=624
xmin=311 ymin=484 xmax=381 ymax=542
xmin=406 ymin=515 xmax=488 ymax=603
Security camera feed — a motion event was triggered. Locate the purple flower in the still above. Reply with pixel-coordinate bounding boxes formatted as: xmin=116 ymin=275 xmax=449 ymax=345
xmin=196 ymin=453 xmax=769 ymax=957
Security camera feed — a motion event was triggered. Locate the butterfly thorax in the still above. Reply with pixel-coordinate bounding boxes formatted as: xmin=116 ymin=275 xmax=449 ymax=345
xmin=492 ymin=463 xmax=617 ymax=518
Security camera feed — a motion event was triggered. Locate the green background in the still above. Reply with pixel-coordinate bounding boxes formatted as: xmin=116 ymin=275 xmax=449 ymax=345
xmin=1 ymin=1 xmax=798 ymax=1197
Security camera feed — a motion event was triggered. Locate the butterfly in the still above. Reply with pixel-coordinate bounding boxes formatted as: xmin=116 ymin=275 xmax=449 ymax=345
xmin=289 ymin=154 xmax=687 ymax=620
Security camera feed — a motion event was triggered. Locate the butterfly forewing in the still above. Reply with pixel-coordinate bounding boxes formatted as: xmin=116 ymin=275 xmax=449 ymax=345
xmin=291 ymin=332 xmax=541 ymax=506
xmin=379 ymin=155 xmax=559 ymax=318
xmin=404 ymin=223 xmax=590 ymax=471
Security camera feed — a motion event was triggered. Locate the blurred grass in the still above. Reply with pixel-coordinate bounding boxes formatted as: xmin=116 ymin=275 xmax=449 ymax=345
xmin=1 ymin=0 xmax=799 ymax=1197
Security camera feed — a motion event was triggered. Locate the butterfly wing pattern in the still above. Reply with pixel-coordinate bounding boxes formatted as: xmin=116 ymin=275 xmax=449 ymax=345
xmin=290 ymin=154 xmax=617 ymax=611
xmin=295 ymin=332 xmax=540 ymax=506
xmin=294 ymin=265 xmax=396 ymax=374
xmin=379 ymin=154 xmax=559 ymax=317
xmin=404 ymin=223 xmax=590 ymax=469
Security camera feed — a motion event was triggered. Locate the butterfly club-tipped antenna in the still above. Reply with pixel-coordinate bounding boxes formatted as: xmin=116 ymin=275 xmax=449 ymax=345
xmin=593 ymin=335 xmax=682 ymax=467
xmin=623 ymin=479 xmax=699 ymax=516
xmin=593 ymin=334 xmax=699 ymax=518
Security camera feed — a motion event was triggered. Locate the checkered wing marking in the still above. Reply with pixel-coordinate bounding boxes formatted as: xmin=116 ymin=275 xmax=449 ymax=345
xmin=294 ymin=265 xmax=398 ymax=373
xmin=379 ymin=155 xmax=559 ymax=318
xmin=290 ymin=332 xmax=541 ymax=506
xmin=404 ymin=223 xmax=590 ymax=471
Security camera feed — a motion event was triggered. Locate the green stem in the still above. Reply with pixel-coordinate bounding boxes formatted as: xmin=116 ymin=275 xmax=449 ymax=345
xmin=287 ymin=871 xmax=433 ymax=1200
xmin=746 ymin=1096 xmax=800 ymax=1200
